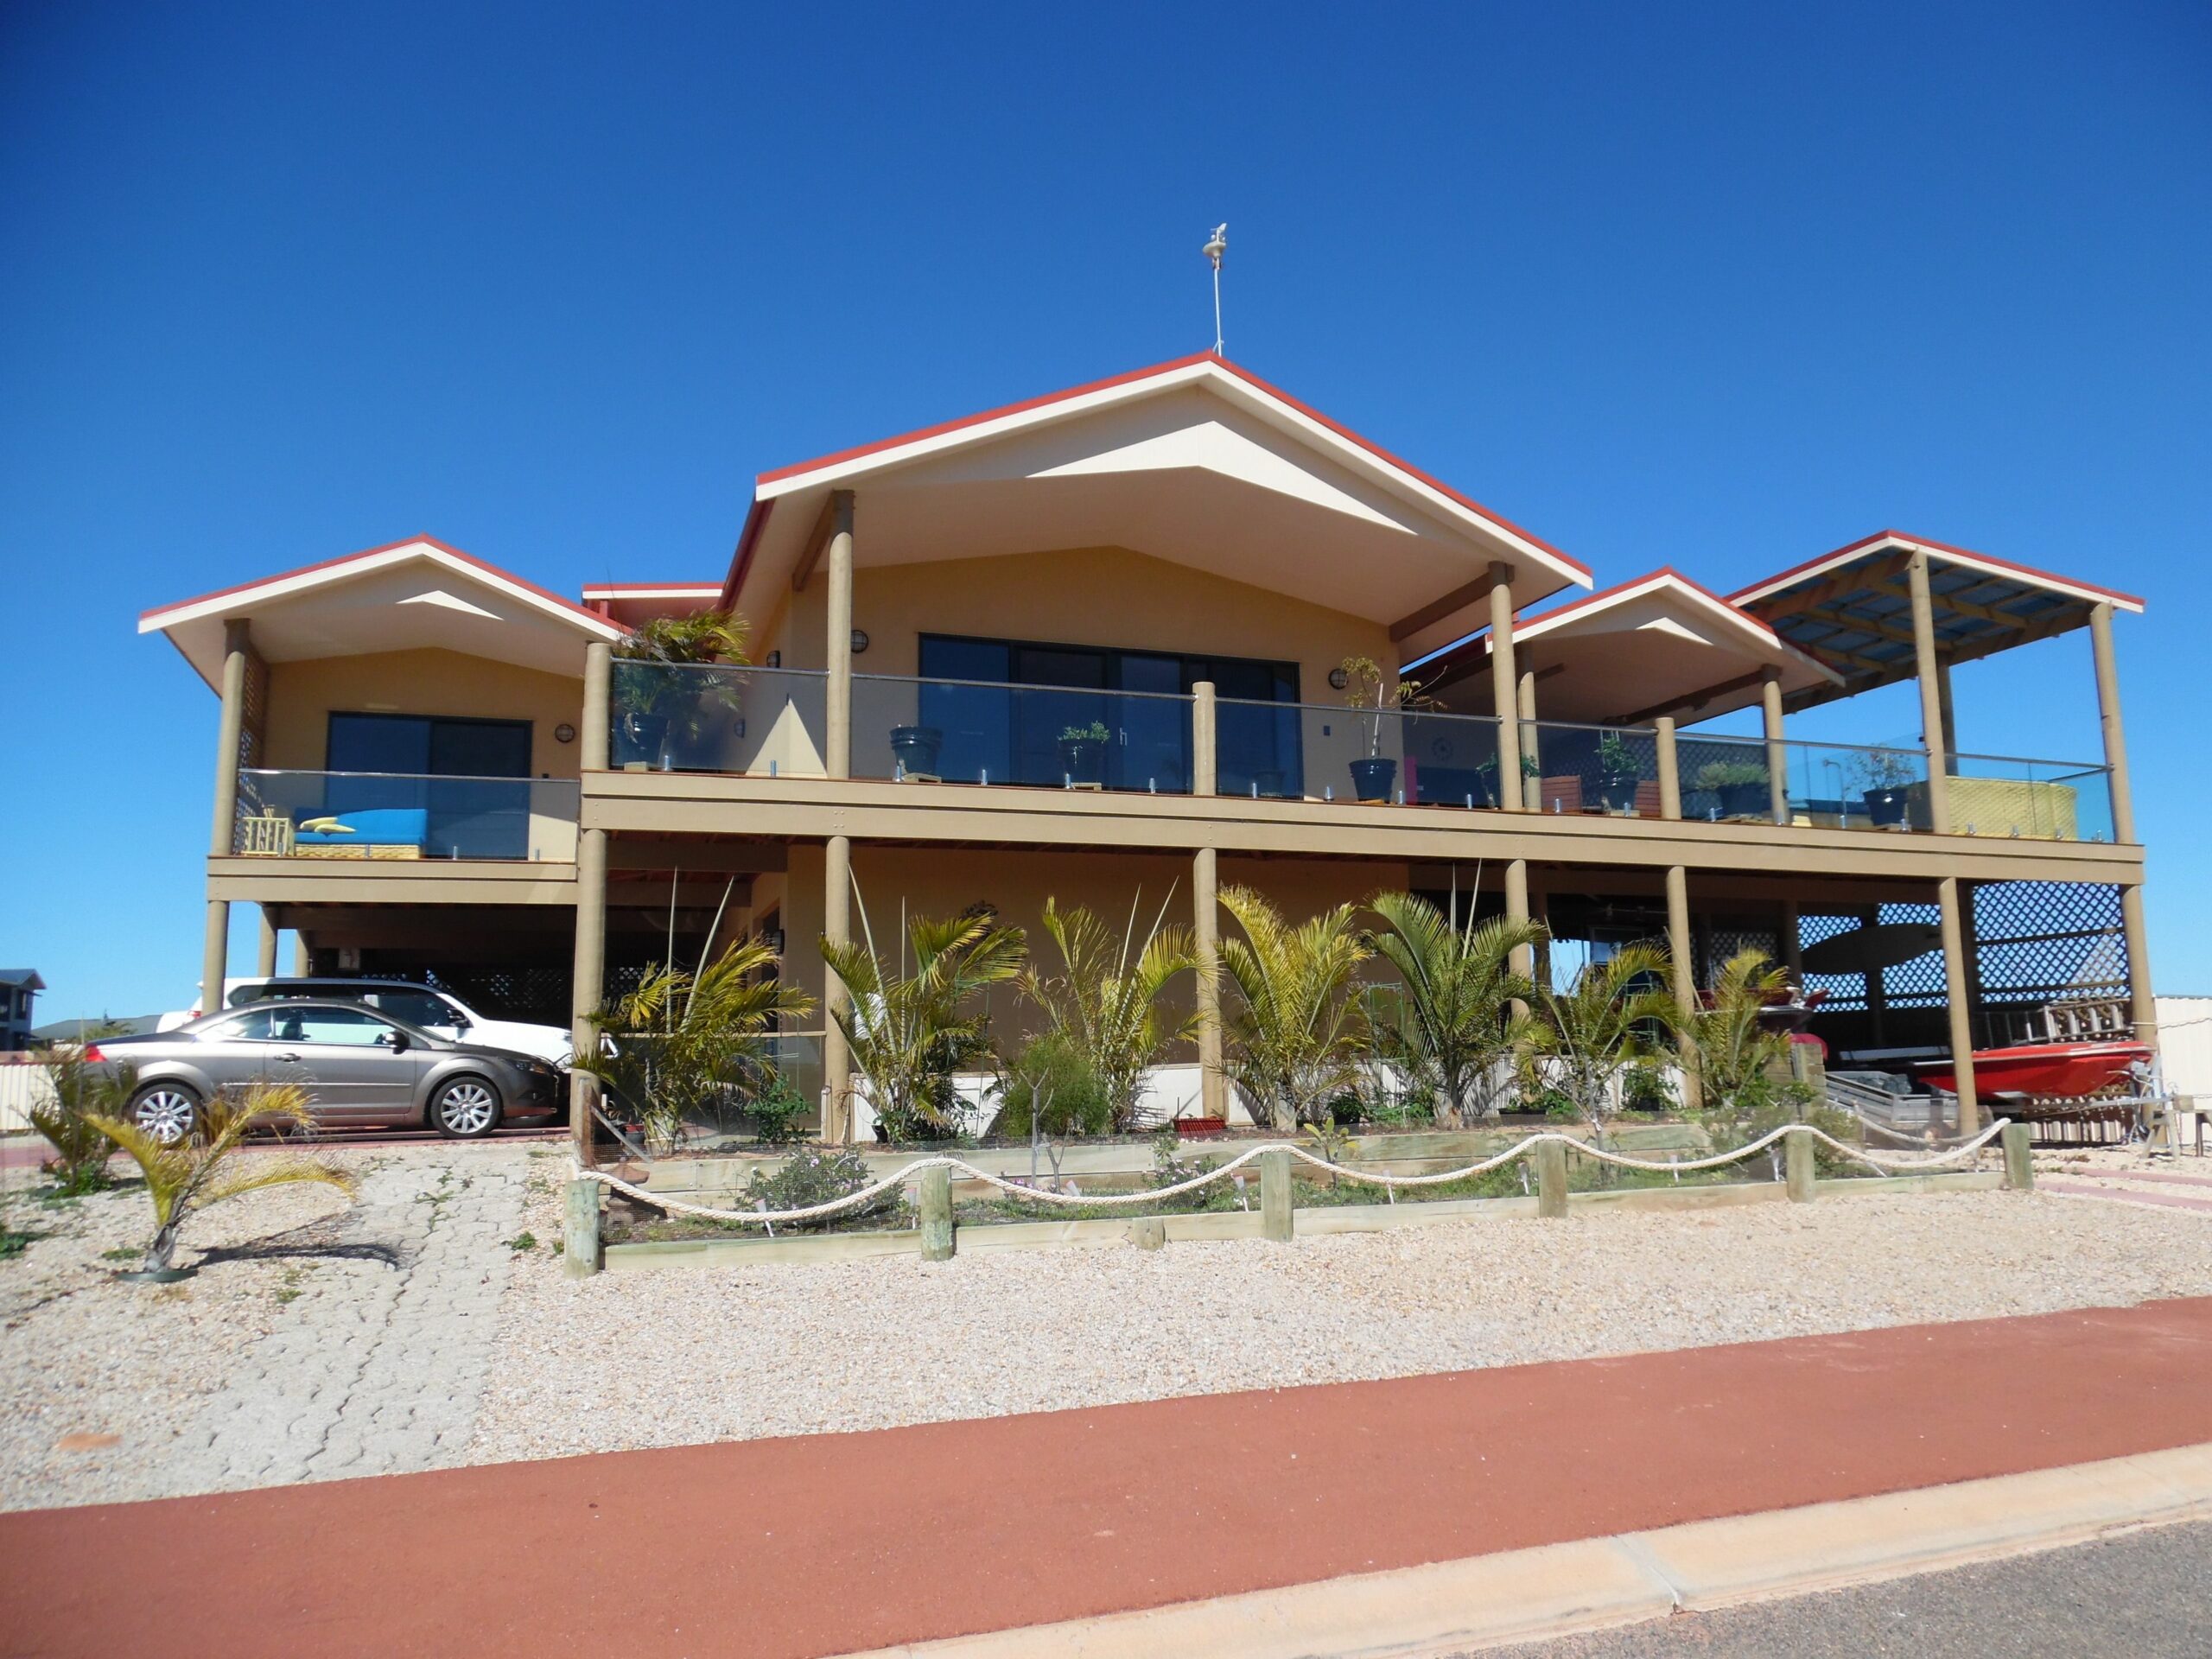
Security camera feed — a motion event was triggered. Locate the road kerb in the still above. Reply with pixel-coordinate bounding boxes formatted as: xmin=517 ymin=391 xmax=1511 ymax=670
xmin=833 ymin=1440 xmax=2212 ymax=1659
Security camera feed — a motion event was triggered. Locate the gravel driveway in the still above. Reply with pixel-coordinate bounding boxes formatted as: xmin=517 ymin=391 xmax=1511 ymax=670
xmin=5 ymin=1141 xmax=2211 ymax=1512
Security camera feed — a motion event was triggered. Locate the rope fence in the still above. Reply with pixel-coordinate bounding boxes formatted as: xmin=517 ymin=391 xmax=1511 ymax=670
xmin=570 ymin=1119 xmax=2014 ymax=1228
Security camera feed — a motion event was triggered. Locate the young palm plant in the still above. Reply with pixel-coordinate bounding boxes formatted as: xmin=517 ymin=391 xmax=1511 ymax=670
xmin=29 ymin=1046 xmax=133 ymax=1194
xmin=1019 ymin=893 xmax=1200 ymax=1133
xmin=1526 ymin=944 xmax=1681 ymax=1144
xmin=87 ymin=1084 xmax=354 ymax=1277
xmin=1681 ymin=948 xmax=1798 ymax=1147
xmin=1217 ymin=886 xmax=1372 ymax=1132
xmin=1365 ymin=892 xmax=1546 ymax=1126
xmin=577 ymin=934 xmax=816 ymax=1154
xmin=822 ymin=893 xmax=1027 ymax=1142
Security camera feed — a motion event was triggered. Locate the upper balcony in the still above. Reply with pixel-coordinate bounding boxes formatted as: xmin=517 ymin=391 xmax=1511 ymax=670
xmin=592 ymin=660 xmax=2126 ymax=874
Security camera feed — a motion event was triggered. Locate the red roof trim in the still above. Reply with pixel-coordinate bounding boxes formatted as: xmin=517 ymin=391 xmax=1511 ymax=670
xmin=740 ymin=353 xmax=1591 ymax=586
xmin=754 ymin=354 xmax=1219 ymax=486
xmin=720 ymin=496 xmax=776 ymax=610
xmin=141 ymin=536 xmax=626 ymax=635
xmin=1728 ymin=530 xmax=2145 ymax=611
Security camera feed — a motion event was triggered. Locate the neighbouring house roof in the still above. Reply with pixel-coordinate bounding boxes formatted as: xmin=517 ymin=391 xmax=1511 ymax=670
xmin=580 ymin=582 xmax=726 ymax=630
xmin=141 ymin=536 xmax=626 ymax=688
xmin=1729 ymin=531 xmax=2145 ymax=712
xmin=720 ymin=353 xmax=1595 ymax=663
xmin=1408 ymin=569 xmax=1842 ymax=725
xmin=0 ymin=970 xmax=43 ymax=991
xmin=31 ymin=1014 xmax=161 ymax=1042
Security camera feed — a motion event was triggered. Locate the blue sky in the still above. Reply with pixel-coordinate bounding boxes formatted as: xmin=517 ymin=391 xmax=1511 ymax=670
xmin=3 ymin=1 xmax=2206 ymax=1020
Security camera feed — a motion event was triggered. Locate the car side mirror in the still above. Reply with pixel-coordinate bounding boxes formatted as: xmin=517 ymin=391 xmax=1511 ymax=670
xmin=378 ymin=1030 xmax=410 ymax=1052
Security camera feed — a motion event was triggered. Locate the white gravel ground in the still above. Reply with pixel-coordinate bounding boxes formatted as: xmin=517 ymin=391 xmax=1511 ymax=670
xmin=467 ymin=1170 xmax=2212 ymax=1469
xmin=8 ymin=1135 xmax=2212 ymax=1514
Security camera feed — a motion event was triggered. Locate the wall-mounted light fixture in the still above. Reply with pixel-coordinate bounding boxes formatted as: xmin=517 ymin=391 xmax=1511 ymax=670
xmin=1327 ymin=666 xmax=1350 ymax=690
xmin=554 ymin=722 xmax=576 ymax=743
xmin=765 ymin=649 xmax=782 ymax=668
xmin=851 ymin=629 xmax=870 ymax=654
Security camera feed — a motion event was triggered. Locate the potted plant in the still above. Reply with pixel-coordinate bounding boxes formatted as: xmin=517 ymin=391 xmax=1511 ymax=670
xmin=1338 ymin=656 xmax=1436 ymax=802
xmin=609 ymin=610 xmax=750 ymax=770
xmin=1593 ymin=729 xmax=1641 ymax=814
xmin=889 ymin=723 xmax=943 ymax=779
xmin=1058 ymin=720 xmax=1110 ymax=785
xmin=1694 ymin=759 xmax=1770 ymax=819
xmin=1851 ymin=747 xmax=1917 ymax=828
xmin=1473 ymin=749 xmax=1539 ymax=808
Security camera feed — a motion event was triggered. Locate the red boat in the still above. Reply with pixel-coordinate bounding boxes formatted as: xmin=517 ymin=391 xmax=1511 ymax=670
xmin=1916 ymin=1040 xmax=2150 ymax=1098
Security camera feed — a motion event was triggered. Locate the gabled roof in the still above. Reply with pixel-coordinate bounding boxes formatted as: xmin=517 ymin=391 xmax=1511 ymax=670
xmin=0 ymin=969 xmax=44 ymax=990
xmin=141 ymin=536 xmax=625 ymax=687
xmin=1408 ymin=569 xmax=1840 ymax=725
xmin=1730 ymin=531 xmax=2145 ymax=712
xmin=721 ymin=354 xmax=1592 ymax=657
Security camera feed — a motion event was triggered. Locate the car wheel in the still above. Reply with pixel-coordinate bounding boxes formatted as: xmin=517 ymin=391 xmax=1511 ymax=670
xmin=429 ymin=1076 xmax=502 ymax=1139
xmin=130 ymin=1083 xmax=202 ymax=1147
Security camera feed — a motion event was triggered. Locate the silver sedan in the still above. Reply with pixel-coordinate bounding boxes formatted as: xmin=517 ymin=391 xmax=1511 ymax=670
xmin=87 ymin=1001 xmax=565 ymax=1142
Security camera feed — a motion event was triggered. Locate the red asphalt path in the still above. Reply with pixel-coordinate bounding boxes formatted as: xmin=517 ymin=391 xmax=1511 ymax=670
xmin=5 ymin=1298 xmax=2212 ymax=1659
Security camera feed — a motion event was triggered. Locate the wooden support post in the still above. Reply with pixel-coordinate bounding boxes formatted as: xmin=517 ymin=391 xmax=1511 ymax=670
xmin=2091 ymin=602 xmax=2157 ymax=1053
xmin=255 ymin=908 xmax=278 ymax=977
xmin=918 ymin=1166 xmax=954 ymax=1262
xmin=1935 ymin=658 xmax=1959 ymax=762
xmin=1260 ymin=1149 xmax=1294 ymax=1242
xmin=823 ymin=833 xmax=853 ymax=1142
xmin=1517 ymin=665 xmax=1541 ymax=810
xmin=1535 ymin=1139 xmax=1568 ymax=1218
xmin=1504 ymin=858 xmax=1532 ymax=983
xmin=824 ymin=490 xmax=855 ymax=781
xmin=1785 ymin=1127 xmax=1815 ymax=1203
xmin=563 ymin=1179 xmax=601 ymax=1278
xmin=1193 ymin=844 xmax=1225 ymax=1122
xmin=1192 ymin=679 xmax=1217 ymax=796
xmin=1488 ymin=563 xmax=1522 ymax=811
xmin=1780 ymin=899 xmax=1802 ymax=986
xmin=1666 ymin=862 xmax=1700 ymax=1111
xmin=569 ymin=641 xmax=612 ymax=1167
xmin=1908 ymin=551 xmax=1952 ymax=829
xmin=2002 ymin=1122 xmax=2033 ymax=1192
xmin=1655 ymin=717 xmax=1682 ymax=821
xmin=1130 ymin=1217 xmax=1166 ymax=1251
xmin=1938 ymin=875 xmax=1980 ymax=1134
xmin=1762 ymin=669 xmax=1789 ymax=825
xmin=201 ymin=618 xmax=251 ymax=1014
xmin=291 ymin=931 xmax=312 ymax=976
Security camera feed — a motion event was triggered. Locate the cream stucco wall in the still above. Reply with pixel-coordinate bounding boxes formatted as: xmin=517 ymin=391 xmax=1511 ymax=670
xmin=777 ymin=843 xmax=1408 ymax=1053
xmin=755 ymin=544 xmax=1399 ymax=696
xmin=264 ymin=648 xmax=585 ymax=778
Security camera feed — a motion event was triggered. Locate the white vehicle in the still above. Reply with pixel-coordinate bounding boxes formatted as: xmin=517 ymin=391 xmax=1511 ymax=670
xmin=221 ymin=977 xmax=575 ymax=1067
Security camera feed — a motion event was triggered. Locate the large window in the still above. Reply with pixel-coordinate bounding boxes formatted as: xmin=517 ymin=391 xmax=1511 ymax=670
xmin=324 ymin=713 xmax=534 ymax=859
xmin=916 ymin=636 xmax=1300 ymax=792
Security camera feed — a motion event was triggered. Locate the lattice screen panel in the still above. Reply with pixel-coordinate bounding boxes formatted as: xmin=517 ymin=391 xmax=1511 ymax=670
xmin=1972 ymin=880 xmax=2126 ymax=1004
xmin=1699 ymin=927 xmax=1779 ymax=991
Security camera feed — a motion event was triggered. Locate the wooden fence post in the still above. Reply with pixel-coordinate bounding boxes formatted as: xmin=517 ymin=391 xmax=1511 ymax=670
xmin=919 ymin=1166 xmax=955 ymax=1261
xmin=1260 ymin=1151 xmax=1294 ymax=1242
xmin=1130 ymin=1217 xmax=1167 ymax=1251
xmin=2001 ymin=1122 xmax=2034 ymax=1192
xmin=563 ymin=1179 xmax=601 ymax=1279
xmin=1785 ymin=1127 xmax=1816 ymax=1204
xmin=1535 ymin=1140 xmax=1568 ymax=1218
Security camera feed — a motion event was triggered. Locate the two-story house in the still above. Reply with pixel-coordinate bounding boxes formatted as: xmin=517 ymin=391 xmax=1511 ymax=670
xmin=143 ymin=353 xmax=2152 ymax=1147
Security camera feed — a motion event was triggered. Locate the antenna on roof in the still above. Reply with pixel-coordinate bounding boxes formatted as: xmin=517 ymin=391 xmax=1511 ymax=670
xmin=1202 ymin=224 xmax=1228 ymax=355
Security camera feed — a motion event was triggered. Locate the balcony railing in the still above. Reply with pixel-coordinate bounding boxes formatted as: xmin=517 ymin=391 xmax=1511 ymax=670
xmin=233 ymin=771 xmax=580 ymax=861
xmin=601 ymin=663 xmax=2118 ymax=840
xmin=852 ymin=674 xmax=1195 ymax=792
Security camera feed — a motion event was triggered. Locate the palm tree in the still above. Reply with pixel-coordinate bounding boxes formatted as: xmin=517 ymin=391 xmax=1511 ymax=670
xmin=577 ymin=934 xmax=816 ymax=1154
xmin=1365 ymin=892 xmax=1547 ymax=1126
xmin=1681 ymin=948 xmax=1796 ymax=1144
xmin=1020 ymin=893 xmax=1200 ymax=1132
xmin=822 ymin=892 xmax=1027 ymax=1142
xmin=1527 ymin=944 xmax=1681 ymax=1142
xmin=88 ymin=1084 xmax=354 ymax=1275
xmin=1217 ymin=886 xmax=1372 ymax=1132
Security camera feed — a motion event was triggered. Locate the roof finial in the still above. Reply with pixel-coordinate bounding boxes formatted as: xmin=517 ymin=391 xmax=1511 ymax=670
xmin=1202 ymin=224 xmax=1228 ymax=356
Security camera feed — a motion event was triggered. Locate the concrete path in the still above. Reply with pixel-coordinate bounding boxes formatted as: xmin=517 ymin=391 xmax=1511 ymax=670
xmin=1484 ymin=1515 xmax=2212 ymax=1657
xmin=3 ymin=1297 xmax=2210 ymax=1659
xmin=156 ymin=1156 xmax=526 ymax=1493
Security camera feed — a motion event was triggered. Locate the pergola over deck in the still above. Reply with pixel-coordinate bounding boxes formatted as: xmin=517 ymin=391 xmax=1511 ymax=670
xmin=1729 ymin=531 xmax=2145 ymax=719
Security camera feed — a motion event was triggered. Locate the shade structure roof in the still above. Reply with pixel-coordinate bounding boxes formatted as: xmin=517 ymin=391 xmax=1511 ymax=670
xmin=1730 ymin=532 xmax=2145 ymax=713
xmin=580 ymin=582 xmax=724 ymax=630
xmin=141 ymin=537 xmax=626 ymax=688
xmin=1408 ymin=569 xmax=1840 ymax=724
xmin=721 ymin=353 xmax=1592 ymax=663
